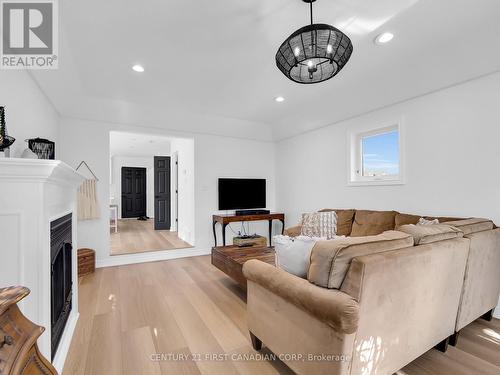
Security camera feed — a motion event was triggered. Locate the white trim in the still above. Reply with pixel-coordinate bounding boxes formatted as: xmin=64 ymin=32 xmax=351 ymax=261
xmin=347 ymin=179 xmax=406 ymax=187
xmin=347 ymin=118 xmax=405 ymax=186
xmin=171 ymin=151 xmax=179 ymax=232
xmin=52 ymin=311 xmax=79 ymax=374
xmin=96 ymin=247 xmax=211 ymax=268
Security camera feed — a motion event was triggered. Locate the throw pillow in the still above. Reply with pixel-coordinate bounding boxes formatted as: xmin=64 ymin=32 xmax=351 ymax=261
xmin=301 ymin=211 xmax=338 ymax=239
xmin=417 ymin=217 xmax=439 ymax=225
xmin=318 ymin=209 xmax=356 ymax=236
xmin=274 ymin=235 xmax=320 ymax=278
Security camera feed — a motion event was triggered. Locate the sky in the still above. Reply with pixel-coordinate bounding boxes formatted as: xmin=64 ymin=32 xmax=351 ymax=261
xmin=362 ymin=130 xmax=399 ymax=176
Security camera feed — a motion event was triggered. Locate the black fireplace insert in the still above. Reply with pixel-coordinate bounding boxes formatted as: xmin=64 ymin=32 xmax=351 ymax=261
xmin=50 ymin=213 xmax=73 ymax=359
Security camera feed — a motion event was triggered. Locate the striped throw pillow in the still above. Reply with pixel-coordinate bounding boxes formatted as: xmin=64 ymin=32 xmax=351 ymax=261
xmin=301 ymin=211 xmax=338 ymax=239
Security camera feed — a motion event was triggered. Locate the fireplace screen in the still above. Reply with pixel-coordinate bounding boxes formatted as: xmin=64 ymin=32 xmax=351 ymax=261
xmin=50 ymin=213 xmax=73 ymax=358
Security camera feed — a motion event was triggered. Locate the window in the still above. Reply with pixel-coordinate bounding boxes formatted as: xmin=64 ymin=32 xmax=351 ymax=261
xmin=349 ymin=122 xmax=404 ymax=185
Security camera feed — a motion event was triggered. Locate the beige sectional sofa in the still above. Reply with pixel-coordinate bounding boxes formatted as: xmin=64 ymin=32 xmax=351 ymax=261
xmin=446 ymin=218 xmax=500 ymax=340
xmin=242 ymin=209 xmax=500 ymax=375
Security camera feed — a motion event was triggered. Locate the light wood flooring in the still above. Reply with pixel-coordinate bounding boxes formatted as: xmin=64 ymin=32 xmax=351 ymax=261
xmin=63 ymin=255 xmax=500 ymax=375
xmin=110 ymin=219 xmax=192 ymax=256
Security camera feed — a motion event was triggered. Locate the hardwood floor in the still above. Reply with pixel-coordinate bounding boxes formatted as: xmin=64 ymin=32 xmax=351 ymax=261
xmin=63 ymin=256 xmax=500 ymax=375
xmin=110 ymin=219 xmax=192 ymax=255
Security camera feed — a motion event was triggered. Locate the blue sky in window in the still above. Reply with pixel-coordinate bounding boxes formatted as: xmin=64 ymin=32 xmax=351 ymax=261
xmin=362 ymin=130 xmax=399 ymax=176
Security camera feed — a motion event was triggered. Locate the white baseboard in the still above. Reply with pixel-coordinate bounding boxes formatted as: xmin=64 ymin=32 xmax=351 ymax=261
xmin=96 ymin=247 xmax=211 ymax=268
xmin=52 ymin=310 xmax=79 ymax=373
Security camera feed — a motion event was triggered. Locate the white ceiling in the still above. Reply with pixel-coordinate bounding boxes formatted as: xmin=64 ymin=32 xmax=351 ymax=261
xmin=110 ymin=131 xmax=171 ymax=157
xmin=32 ymin=0 xmax=500 ymax=141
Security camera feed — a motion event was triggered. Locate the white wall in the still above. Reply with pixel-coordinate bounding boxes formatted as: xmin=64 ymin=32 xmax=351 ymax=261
xmin=0 ymin=71 xmax=59 ymax=157
xmin=110 ymin=155 xmax=158 ymax=219
xmin=276 ymin=71 xmax=500 ymax=226
xmin=170 ymin=138 xmax=195 ymax=244
xmin=59 ymin=117 xmax=276 ymax=267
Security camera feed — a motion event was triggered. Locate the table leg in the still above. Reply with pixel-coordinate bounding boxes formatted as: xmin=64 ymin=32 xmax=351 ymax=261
xmin=280 ymin=219 xmax=285 ymax=235
xmin=222 ymin=223 xmax=227 ymax=246
xmin=213 ymin=220 xmax=217 ymax=247
xmin=269 ymin=220 xmax=273 ymax=246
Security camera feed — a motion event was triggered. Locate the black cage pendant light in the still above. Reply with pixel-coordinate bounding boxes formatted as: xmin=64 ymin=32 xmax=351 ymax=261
xmin=276 ymin=0 xmax=353 ymax=84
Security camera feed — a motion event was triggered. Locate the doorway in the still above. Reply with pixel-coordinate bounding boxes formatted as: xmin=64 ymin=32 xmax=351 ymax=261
xmin=121 ymin=167 xmax=146 ymax=218
xmin=109 ymin=131 xmax=195 ymax=256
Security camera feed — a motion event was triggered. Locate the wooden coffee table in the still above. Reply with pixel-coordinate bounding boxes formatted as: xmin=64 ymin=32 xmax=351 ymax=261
xmin=211 ymin=245 xmax=275 ymax=290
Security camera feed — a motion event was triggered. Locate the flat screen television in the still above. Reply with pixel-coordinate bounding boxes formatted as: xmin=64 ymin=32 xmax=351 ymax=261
xmin=218 ymin=178 xmax=266 ymax=210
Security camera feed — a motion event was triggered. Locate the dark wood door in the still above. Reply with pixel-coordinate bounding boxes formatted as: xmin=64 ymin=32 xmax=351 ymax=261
xmin=154 ymin=156 xmax=171 ymax=230
xmin=121 ymin=167 xmax=147 ymax=218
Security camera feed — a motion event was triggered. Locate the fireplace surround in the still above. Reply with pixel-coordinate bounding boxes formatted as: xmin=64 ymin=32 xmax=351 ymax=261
xmin=0 ymin=158 xmax=85 ymax=373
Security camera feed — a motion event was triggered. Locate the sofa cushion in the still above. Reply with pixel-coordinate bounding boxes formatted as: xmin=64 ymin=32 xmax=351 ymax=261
xmin=318 ymin=209 xmax=356 ymax=236
xmin=441 ymin=218 xmax=494 ymax=235
xmin=395 ymin=213 xmax=421 ymax=227
xmin=307 ymin=231 xmax=414 ymax=289
xmin=397 ymin=224 xmax=463 ymax=245
xmin=350 ymin=210 xmax=397 ymax=237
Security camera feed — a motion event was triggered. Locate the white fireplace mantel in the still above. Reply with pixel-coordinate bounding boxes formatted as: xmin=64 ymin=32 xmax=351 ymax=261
xmin=0 ymin=158 xmax=85 ymax=186
xmin=0 ymin=158 xmax=85 ymax=373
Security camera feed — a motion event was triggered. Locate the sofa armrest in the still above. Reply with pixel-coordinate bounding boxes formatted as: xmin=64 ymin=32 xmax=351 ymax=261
xmin=243 ymin=259 xmax=359 ymax=334
xmin=283 ymin=225 xmax=302 ymax=237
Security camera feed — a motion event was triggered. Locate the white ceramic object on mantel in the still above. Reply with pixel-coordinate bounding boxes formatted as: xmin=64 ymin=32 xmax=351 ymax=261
xmin=21 ymin=148 xmax=39 ymax=159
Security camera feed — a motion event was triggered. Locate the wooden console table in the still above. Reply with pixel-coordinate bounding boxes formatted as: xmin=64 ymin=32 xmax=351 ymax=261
xmin=212 ymin=213 xmax=285 ymax=246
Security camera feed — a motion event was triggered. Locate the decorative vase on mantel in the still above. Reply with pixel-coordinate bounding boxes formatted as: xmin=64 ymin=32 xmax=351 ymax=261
xmin=0 ymin=106 xmax=15 ymax=157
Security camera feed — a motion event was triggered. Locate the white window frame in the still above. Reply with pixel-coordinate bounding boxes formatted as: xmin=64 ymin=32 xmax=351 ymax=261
xmin=348 ymin=119 xmax=405 ymax=186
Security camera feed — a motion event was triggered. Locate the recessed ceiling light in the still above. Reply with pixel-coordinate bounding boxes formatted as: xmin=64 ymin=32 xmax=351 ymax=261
xmin=274 ymin=96 xmax=285 ymax=103
xmin=375 ymin=32 xmax=394 ymax=45
xmin=132 ymin=64 xmax=144 ymax=72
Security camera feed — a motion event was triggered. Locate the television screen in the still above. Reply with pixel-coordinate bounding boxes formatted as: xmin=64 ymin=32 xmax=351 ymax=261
xmin=218 ymin=178 xmax=266 ymax=210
